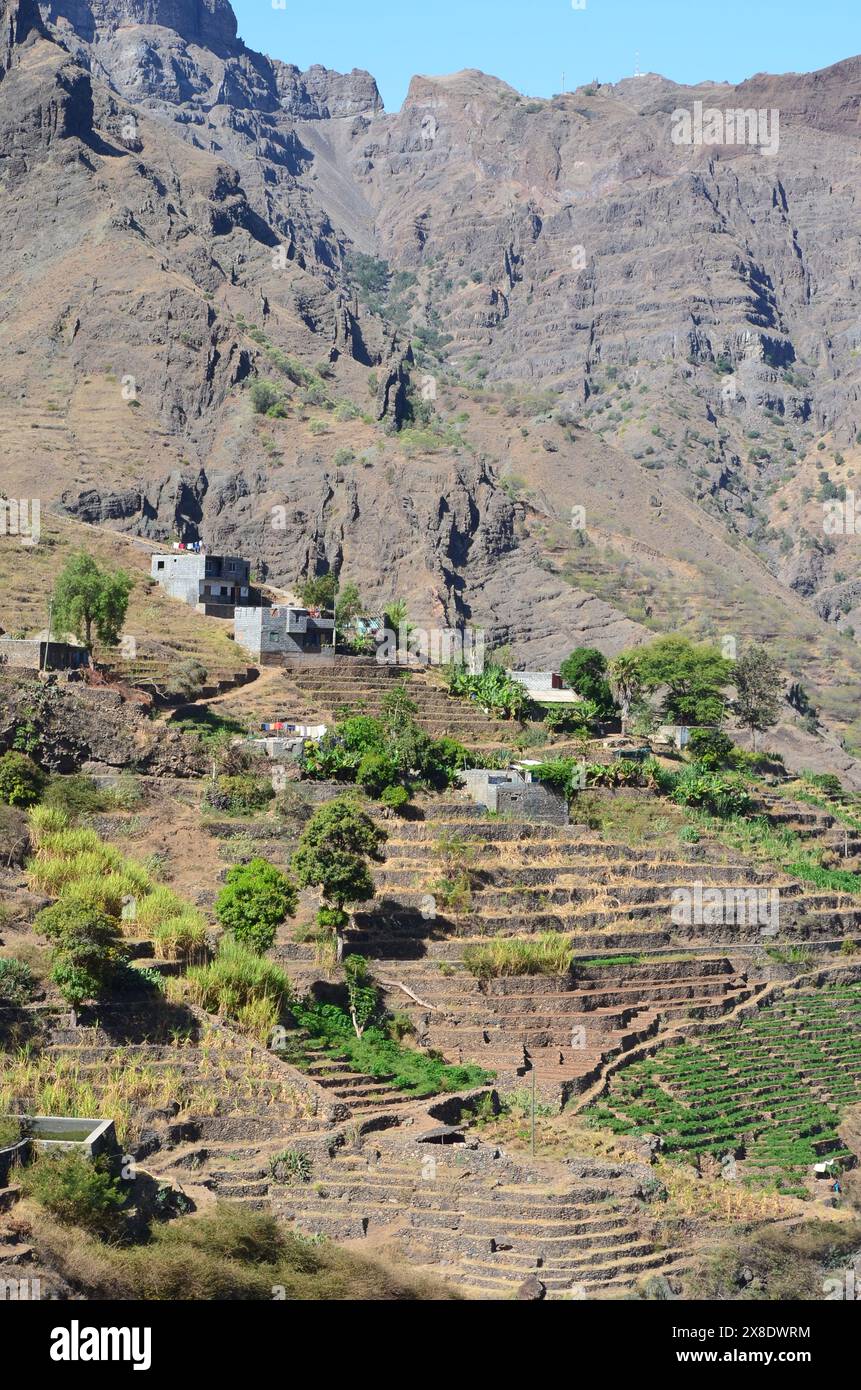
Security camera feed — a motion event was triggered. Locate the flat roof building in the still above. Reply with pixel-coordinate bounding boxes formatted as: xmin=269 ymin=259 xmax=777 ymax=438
xmin=150 ymin=552 xmax=251 ymax=617
xmin=234 ymin=605 xmax=335 ymax=664
xmin=458 ymin=767 xmax=569 ymax=825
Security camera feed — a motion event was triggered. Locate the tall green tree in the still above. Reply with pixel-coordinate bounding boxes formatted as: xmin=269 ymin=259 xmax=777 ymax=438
xmin=560 ymin=647 xmax=614 ymax=716
xmin=334 ymin=580 xmax=363 ymax=640
xmin=51 ymin=552 xmax=133 ymax=653
xmin=298 ymin=574 xmax=336 ymax=610
xmin=607 ymin=653 xmax=643 ymax=732
xmin=43 ymin=901 xmax=122 ymax=1010
xmin=292 ymin=798 xmax=387 ymax=961
xmin=734 ymin=646 xmax=783 ymax=750
xmin=629 ymin=636 xmax=733 ymax=726
xmin=379 ymin=681 xmax=428 ymax=775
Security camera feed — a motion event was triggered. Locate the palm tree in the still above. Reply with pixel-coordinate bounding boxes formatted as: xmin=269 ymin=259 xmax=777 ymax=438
xmin=383 ymin=599 xmax=410 ymax=632
xmin=608 ymin=653 xmax=642 ymax=734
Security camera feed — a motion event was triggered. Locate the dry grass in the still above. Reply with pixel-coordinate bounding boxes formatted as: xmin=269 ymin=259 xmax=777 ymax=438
xmin=655 ymin=1157 xmax=798 ymax=1225
xmin=462 ymin=932 xmax=572 ymax=980
xmin=19 ymin=1200 xmax=463 ymax=1301
xmin=0 ymin=513 xmax=245 ymax=678
xmin=575 ymin=792 xmax=688 ymax=846
xmin=0 ymin=1037 xmax=310 ymax=1144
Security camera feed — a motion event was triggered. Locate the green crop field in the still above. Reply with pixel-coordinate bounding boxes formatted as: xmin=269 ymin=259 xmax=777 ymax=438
xmin=588 ymin=986 xmax=861 ymax=1197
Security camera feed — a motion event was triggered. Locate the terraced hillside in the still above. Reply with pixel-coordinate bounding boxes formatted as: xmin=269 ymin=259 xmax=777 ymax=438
xmin=588 ymin=983 xmax=861 ymax=1198
xmin=0 ymin=1013 xmax=333 ymax=1144
xmin=4 ymin=741 xmax=861 ymax=1300
xmin=0 ymin=956 xmax=687 ymax=1299
xmin=265 ymin=1133 xmax=688 ymax=1299
xmin=275 ymin=788 xmax=861 ymax=1101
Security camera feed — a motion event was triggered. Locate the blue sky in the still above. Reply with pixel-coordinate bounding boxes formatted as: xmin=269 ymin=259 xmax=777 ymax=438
xmin=232 ymin=0 xmax=860 ymax=111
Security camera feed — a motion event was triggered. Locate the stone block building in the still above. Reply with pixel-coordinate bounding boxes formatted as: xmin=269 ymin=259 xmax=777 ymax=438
xmin=458 ymin=768 xmax=569 ymax=825
xmin=0 ymin=637 xmax=90 ymax=672
xmin=233 ymin=606 xmax=335 ymax=663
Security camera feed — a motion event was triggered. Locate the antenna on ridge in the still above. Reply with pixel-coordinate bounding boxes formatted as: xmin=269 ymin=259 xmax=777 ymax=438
xmin=634 ymin=50 xmax=642 ymax=78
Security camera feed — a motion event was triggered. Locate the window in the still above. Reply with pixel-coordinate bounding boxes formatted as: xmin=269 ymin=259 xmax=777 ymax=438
xmin=156 ymin=561 xmax=165 ymax=571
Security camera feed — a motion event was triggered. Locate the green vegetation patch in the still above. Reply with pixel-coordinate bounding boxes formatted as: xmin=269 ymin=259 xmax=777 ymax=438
xmin=588 ymin=985 xmax=861 ymax=1197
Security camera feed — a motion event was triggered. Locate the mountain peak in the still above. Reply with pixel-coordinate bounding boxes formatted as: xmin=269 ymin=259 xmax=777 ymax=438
xmin=2 ymin=0 xmax=47 ymax=78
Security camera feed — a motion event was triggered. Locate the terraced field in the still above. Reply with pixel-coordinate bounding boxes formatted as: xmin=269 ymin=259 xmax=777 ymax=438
xmin=211 ymin=656 xmax=591 ymax=756
xmin=265 ymin=1136 xmax=689 ymax=1298
xmin=272 ymin=787 xmax=861 ymax=1103
xmin=588 ymin=985 xmax=861 ymax=1196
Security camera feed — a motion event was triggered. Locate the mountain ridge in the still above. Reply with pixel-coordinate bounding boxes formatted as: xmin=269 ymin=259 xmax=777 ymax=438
xmin=3 ymin=0 xmax=861 ymax=774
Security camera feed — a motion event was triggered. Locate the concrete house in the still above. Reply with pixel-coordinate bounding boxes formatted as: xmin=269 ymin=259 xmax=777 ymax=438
xmin=233 ymin=605 xmax=335 ymax=664
xmin=150 ymin=552 xmax=251 ymax=617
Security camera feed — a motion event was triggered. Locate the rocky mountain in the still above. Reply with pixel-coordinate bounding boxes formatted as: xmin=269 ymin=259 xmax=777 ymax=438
xmin=3 ymin=0 xmax=861 ymax=761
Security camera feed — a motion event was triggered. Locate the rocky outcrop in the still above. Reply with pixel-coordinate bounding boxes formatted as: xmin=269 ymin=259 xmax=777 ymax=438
xmin=57 ymin=452 xmax=644 ymax=664
xmin=3 ymin=0 xmax=861 ymax=750
xmin=43 ymin=0 xmax=240 ymax=52
xmin=40 ymin=0 xmax=381 ymax=118
xmin=272 ymin=61 xmax=382 ymax=120
xmin=0 ymin=676 xmax=207 ymax=775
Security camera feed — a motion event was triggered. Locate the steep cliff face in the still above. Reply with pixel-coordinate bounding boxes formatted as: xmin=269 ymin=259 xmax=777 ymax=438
xmin=307 ymin=61 xmax=861 ymax=642
xmin=43 ymin=0 xmax=240 ymax=49
xmin=0 ymin=0 xmax=649 ymax=669
xmin=59 ymin=447 xmax=645 ymax=663
xmin=39 ymin=0 xmax=381 ymax=115
xmin=345 ymin=62 xmax=861 ymax=409
xmin=3 ymin=1 xmax=861 ymax=748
